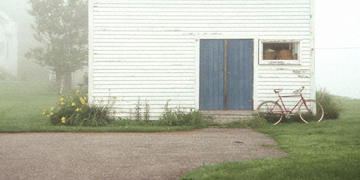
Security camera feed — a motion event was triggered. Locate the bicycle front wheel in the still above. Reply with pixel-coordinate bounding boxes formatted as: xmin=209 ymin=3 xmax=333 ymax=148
xmin=257 ymin=101 xmax=283 ymax=125
xmin=299 ymin=99 xmax=324 ymax=123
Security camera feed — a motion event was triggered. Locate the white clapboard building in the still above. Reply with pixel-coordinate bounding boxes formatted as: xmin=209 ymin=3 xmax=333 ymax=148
xmin=88 ymin=0 xmax=315 ymax=120
xmin=0 ymin=10 xmax=17 ymax=77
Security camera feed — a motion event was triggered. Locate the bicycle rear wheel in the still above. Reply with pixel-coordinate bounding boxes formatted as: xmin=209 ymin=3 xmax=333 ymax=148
xmin=257 ymin=101 xmax=283 ymax=125
xmin=298 ymin=99 xmax=324 ymax=123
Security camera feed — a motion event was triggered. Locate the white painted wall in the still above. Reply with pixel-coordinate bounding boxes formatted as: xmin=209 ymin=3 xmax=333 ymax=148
xmin=89 ymin=0 xmax=315 ymax=120
xmin=0 ymin=10 xmax=17 ymax=77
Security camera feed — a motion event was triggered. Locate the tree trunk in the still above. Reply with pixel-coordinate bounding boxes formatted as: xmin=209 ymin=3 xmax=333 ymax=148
xmin=59 ymin=74 xmax=65 ymax=95
xmin=55 ymin=72 xmax=73 ymax=94
xmin=65 ymin=72 xmax=72 ymax=91
xmin=55 ymin=72 xmax=61 ymax=95
xmin=55 ymin=72 xmax=66 ymax=95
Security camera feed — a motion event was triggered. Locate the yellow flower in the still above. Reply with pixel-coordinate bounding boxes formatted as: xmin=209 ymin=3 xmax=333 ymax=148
xmin=84 ymin=97 xmax=87 ymax=100
xmin=61 ymin=117 xmax=66 ymax=123
xmin=42 ymin=112 xmax=46 ymax=115
xmin=113 ymin=96 xmax=117 ymax=99
xmin=80 ymin=98 xmax=86 ymax=105
xmin=47 ymin=115 xmax=50 ymax=118
xmin=50 ymin=112 xmax=54 ymax=116
xmin=51 ymin=106 xmax=55 ymax=111
xmin=101 ymin=99 xmax=104 ymax=102
xmin=60 ymin=98 xmax=64 ymax=101
xmin=76 ymin=108 xmax=80 ymax=112
xmin=72 ymin=102 xmax=76 ymax=106
xmin=43 ymin=109 xmax=47 ymax=112
xmin=61 ymin=102 xmax=65 ymax=106
xmin=76 ymin=90 xmax=80 ymax=93
xmin=86 ymin=94 xmax=88 ymax=96
xmin=57 ymin=102 xmax=60 ymax=106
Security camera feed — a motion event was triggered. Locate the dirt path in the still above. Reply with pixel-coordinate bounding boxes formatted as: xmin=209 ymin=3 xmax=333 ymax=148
xmin=0 ymin=128 xmax=286 ymax=180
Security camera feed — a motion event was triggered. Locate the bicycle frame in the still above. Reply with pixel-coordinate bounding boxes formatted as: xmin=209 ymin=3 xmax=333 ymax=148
xmin=270 ymin=92 xmax=311 ymax=115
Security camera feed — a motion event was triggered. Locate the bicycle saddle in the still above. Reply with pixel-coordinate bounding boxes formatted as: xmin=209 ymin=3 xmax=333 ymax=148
xmin=274 ymin=89 xmax=283 ymax=93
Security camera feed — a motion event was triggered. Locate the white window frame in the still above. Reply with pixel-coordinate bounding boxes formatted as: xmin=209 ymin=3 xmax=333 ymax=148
xmin=259 ymin=39 xmax=301 ymax=65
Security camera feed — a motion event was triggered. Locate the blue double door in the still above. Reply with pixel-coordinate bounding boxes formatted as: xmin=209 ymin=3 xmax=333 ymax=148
xmin=200 ymin=39 xmax=253 ymax=110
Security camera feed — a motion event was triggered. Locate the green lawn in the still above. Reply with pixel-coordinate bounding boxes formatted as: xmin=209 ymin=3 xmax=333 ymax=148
xmin=2 ymin=81 xmax=359 ymax=179
xmin=0 ymin=81 xmax=200 ymax=132
xmin=180 ymin=97 xmax=360 ymax=179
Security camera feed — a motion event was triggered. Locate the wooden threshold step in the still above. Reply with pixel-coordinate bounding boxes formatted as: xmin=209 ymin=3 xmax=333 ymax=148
xmin=201 ymin=110 xmax=256 ymax=124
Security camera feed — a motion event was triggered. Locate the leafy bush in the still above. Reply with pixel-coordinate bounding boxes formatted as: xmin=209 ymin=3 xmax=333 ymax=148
xmin=43 ymin=90 xmax=115 ymax=126
xmin=316 ymin=88 xmax=341 ymax=119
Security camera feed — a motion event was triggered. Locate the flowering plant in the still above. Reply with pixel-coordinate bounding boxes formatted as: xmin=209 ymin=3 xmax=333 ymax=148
xmin=42 ymin=90 xmax=115 ymax=126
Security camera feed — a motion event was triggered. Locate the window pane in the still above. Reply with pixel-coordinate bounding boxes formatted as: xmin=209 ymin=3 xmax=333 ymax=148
xmin=263 ymin=42 xmax=298 ymax=60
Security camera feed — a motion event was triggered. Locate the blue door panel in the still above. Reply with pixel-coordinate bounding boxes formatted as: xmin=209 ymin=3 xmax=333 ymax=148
xmin=200 ymin=40 xmax=224 ymax=110
xmin=200 ymin=39 xmax=253 ymax=110
xmin=227 ymin=40 xmax=253 ymax=110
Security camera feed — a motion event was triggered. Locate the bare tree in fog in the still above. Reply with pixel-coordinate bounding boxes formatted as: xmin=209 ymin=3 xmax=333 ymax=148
xmin=25 ymin=0 xmax=88 ymax=94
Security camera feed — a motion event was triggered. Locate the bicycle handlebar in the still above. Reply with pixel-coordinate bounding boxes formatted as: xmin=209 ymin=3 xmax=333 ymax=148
xmin=293 ymin=86 xmax=305 ymax=94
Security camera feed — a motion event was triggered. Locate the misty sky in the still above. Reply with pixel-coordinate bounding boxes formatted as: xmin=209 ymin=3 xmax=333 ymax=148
xmin=315 ymin=0 xmax=360 ymax=99
xmin=1 ymin=0 xmax=359 ymax=99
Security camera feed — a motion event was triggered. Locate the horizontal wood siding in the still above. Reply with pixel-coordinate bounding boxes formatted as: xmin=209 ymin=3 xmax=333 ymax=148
xmin=89 ymin=0 xmax=313 ymax=119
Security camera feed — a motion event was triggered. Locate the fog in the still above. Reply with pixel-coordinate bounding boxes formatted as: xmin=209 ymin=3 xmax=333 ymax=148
xmin=1 ymin=0 xmax=360 ymax=98
xmin=315 ymin=0 xmax=360 ymax=99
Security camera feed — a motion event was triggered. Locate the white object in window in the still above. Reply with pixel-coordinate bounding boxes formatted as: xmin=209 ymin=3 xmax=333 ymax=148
xmin=259 ymin=40 xmax=301 ymax=65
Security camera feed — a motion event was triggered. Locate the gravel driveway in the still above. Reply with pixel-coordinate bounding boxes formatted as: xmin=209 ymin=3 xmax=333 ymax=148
xmin=0 ymin=128 xmax=286 ymax=180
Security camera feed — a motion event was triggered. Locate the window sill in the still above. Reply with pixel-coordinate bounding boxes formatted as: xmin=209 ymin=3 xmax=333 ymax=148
xmin=259 ymin=60 xmax=301 ymax=65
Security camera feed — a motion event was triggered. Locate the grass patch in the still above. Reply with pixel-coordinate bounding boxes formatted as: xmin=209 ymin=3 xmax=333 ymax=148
xmin=0 ymin=82 xmax=211 ymax=133
xmin=180 ymin=98 xmax=360 ymax=180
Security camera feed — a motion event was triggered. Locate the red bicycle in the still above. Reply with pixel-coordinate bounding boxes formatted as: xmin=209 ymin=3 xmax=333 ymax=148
xmin=257 ymin=86 xmax=324 ymax=125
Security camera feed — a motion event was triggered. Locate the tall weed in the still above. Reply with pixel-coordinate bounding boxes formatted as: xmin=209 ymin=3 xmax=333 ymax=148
xmin=316 ymin=88 xmax=341 ymax=119
xmin=116 ymin=100 xmax=212 ymax=128
xmin=157 ymin=100 xmax=210 ymax=128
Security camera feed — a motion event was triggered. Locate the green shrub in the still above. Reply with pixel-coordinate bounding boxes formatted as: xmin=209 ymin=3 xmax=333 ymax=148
xmin=316 ymin=88 xmax=341 ymax=119
xmin=43 ymin=90 xmax=115 ymax=126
